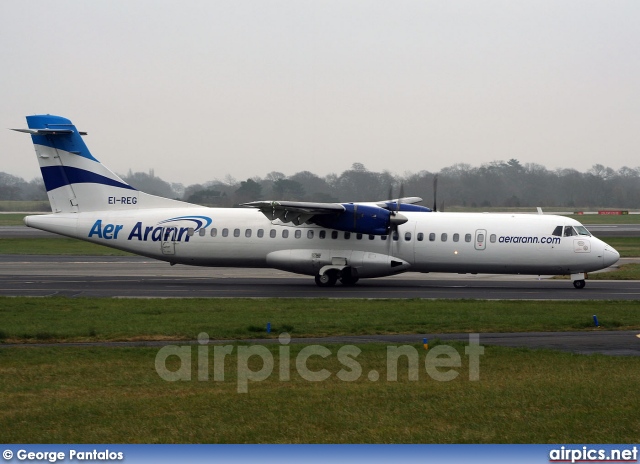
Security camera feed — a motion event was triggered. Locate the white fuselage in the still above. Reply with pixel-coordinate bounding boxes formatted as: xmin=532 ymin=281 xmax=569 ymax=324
xmin=25 ymin=209 xmax=619 ymax=278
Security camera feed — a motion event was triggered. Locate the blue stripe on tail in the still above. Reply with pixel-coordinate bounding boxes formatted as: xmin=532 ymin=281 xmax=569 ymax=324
xmin=40 ymin=166 xmax=137 ymax=192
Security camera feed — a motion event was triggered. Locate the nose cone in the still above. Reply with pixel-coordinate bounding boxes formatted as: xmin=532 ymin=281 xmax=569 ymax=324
xmin=603 ymin=245 xmax=620 ymax=268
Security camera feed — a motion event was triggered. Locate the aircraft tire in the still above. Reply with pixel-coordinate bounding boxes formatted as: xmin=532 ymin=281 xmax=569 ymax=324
xmin=573 ymin=279 xmax=586 ymax=289
xmin=340 ymin=275 xmax=360 ymax=286
xmin=315 ymin=271 xmax=338 ymax=287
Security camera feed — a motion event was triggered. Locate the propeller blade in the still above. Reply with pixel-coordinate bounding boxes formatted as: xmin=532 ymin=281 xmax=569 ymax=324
xmin=433 ymin=174 xmax=438 ymax=212
xmin=397 ymin=184 xmax=404 ymax=213
xmin=353 ymin=204 xmax=358 ymax=230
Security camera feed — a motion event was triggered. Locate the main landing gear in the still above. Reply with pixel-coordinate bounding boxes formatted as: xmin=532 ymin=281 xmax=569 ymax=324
xmin=315 ymin=267 xmax=359 ymax=287
xmin=315 ymin=270 xmax=338 ymax=287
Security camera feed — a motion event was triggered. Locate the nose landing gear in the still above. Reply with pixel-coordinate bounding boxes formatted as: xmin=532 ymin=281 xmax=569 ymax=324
xmin=571 ymin=272 xmax=587 ymax=289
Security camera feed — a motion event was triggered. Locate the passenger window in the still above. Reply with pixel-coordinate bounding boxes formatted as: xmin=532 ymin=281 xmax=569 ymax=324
xmin=404 ymin=232 xmax=411 ymax=241
xmin=417 ymin=232 xmax=424 ymax=241
xmin=381 ymin=235 xmax=388 ymax=241
xmin=319 ymin=230 xmax=326 ymax=239
xmin=478 ymin=233 xmax=485 ymax=242
xmin=344 ymin=232 xmax=351 ymax=239
xmin=552 ymin=226 xmax=563 ymax=237
xmin=282 ymin=230 xmax=289 ymax=238
xmin=369 ymin=235 xmax=375 ymax=240
xmin=222 ymin=228 xmax=229 ymax=237
xmin=245 ymin=229 xmax=252 ymax=238
xmin=295 ymin=230 xmax=301 ymax=239
xmin=331 ymin=231 xmax=338 ymax=239
xmin=453 ymin=233 xmax=459 ymax=242
xmin=465 ymin=233 xmax=471 ymax=242
xmin=429 ymin=233 xmax=436 ymax=242
xmin=234 ymin=228 xmax=240 ymax=237
xmin=188 ymin=228 xmax=195 ymax=236
xmin=269 ymin=229 xmax=276 ymax=238
xmin=490 ymin=234 xmax=496 ymax=243
xmin=257 ymin=229 xmax=264 ymax=238
xmin=392 ymin=232 xmax=399 ymax=241
xmin=199 ymin=228 xmax=206 ymax=237
xmin=210 ymin=228 xmax=217 ymax=237
xmin=307 ymin=230 xmax=314 ymax=239
xmin=564 ymin=226 xmax=576 ymax=237
xmin=356 ymin=233 xmax=362 ymax=240
xmin=441 ymin=233 xmax=447 ymax=242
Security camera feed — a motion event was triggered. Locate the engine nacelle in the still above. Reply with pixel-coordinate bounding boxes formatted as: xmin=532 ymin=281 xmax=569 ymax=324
xmin=311 ymin=204 xmax=399 ymax=235
xmin=266 ymin=249 xmax=410 ymax=277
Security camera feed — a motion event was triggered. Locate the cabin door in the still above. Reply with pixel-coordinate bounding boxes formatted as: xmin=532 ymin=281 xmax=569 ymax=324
xmin=474 ymin=229 xmax=487 ymax=250
xmin=161 ymin=227 xmax=177 ymax=255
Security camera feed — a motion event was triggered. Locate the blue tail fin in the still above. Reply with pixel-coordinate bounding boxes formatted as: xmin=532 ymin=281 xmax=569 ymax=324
xmin=14 ymin=115 xmax=194 ymax=213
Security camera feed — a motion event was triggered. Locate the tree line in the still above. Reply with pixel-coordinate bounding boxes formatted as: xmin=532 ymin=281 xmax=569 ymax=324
xmin=2 ymin=159 xmax=639 ymax=209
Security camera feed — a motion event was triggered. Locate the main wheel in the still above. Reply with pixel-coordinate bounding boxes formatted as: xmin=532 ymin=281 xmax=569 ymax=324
xmin=573 ymin=279 xmax=586 ymax=289
xmin=340 ymin=275 xmax=360 ymax=286
xmin=315 ymin=271 xmax=338 ymax=287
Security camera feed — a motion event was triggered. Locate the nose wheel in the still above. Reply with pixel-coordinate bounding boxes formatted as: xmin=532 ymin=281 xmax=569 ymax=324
xmin=573 ymin=279 xmax=585 ymax=289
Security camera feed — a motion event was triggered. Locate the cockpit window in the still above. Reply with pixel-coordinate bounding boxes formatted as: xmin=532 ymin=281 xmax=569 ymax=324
xmin=552 ymin=226 xmax=563 ymax=237
xmin=563 ymin=226 xmax=577 ymax=237
xmin=574 ymin=225 xmax=591 ymax=236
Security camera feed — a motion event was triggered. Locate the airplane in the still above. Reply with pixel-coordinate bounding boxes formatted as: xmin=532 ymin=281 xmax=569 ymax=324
xmin=13 ymin=114 xmax=620 ymax=289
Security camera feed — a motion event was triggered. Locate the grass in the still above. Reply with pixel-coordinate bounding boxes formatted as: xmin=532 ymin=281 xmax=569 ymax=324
xmin=1 ymin=297 xmax=638 ymax=343
xmin=555 ymin=263 xmax=640 ymax=281
xmin=565 ymin=214 xmax=640 ymax=224
xmin=0 ymin=238 xmax=133 ymax=255
xmin=592 ymin=263 xmax=640 ymax=280
xmin=599 ymin=237 xmax=640 ymax=258
xmin=0 ymin=343 xmax=638 ymax=443
xmin=0 ymin=201 xmax=49 ymax=212
xmin=0 ymin=213 xmax=36 ymax=226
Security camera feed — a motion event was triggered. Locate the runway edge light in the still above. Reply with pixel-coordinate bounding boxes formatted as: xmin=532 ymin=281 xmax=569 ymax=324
xmin=423 ymin=338 xmax=428 ymax=350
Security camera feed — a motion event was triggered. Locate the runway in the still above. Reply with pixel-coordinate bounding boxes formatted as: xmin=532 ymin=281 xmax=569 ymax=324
xmin=2 ymin=255 xmax=640 ymax=299
xmin=2 ymin=331 xmax=638 ymax=356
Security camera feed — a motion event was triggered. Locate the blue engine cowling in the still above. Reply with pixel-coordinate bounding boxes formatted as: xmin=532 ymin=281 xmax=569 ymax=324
xmin=312 ymin=204 xmax=392 ymax=235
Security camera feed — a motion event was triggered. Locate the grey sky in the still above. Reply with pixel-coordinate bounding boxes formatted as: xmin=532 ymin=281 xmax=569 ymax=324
xmin=1 ymin=1 xmax=639 ymax=185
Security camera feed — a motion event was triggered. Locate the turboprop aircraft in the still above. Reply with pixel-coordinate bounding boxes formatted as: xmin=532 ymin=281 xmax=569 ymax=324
xmin=13 ymin=115 xmax=619 ymax=288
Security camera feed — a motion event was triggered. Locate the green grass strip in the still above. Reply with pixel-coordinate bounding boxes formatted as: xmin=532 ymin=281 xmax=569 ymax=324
xmin=0 ymin=343 xmax=638 ymax=443
xmin=1 ymin=297 xmax=638 ymax=343
xmin=590 ymin=263 xmax=640 ymax=280
xmin=601 ymin=237 xmax=640 ymax=257
xmin=0 ymin=238 xmax=133 ymax=255
xmin=565 ymin=214 xmax=640 ymax=224
xmin=0 ymin=213 xmax=34 ymax=226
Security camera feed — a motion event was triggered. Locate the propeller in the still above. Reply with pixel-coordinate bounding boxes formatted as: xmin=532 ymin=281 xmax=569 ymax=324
xmin=388 ymin=183 xmax=407 ymax=237
xmin=432 ymin=174 xmax=438 ymax=212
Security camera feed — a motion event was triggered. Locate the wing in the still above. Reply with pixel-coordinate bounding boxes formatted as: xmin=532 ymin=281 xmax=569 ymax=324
xmin=241 ymin=201 xmax=345 ymax=225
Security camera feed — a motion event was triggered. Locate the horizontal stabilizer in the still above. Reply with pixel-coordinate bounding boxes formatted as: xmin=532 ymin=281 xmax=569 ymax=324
xmin=12 ymin=128 xmax=87 ymax=136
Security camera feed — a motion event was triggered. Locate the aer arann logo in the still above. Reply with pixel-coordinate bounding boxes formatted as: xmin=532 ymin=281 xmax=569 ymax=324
xmin=157 ymin=215 xmax=212 ymax=232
